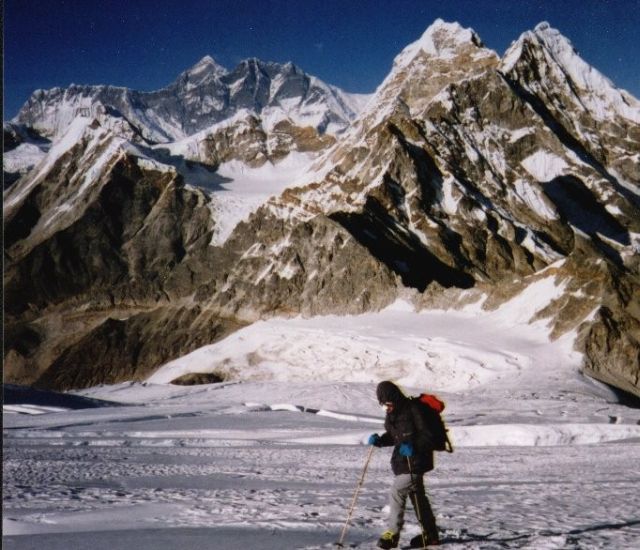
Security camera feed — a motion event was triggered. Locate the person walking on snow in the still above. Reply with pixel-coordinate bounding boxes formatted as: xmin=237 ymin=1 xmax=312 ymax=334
xmin=368 ymin=381 xmax=440 ymax=548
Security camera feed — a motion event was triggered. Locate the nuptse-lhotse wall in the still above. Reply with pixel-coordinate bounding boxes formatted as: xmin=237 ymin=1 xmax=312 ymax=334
xmin=4 ymin=20 xmax=639 ymax=396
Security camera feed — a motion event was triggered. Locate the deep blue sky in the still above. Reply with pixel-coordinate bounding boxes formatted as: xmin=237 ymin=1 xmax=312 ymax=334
xmin=4 ymin=0 xmax=640 ymax=120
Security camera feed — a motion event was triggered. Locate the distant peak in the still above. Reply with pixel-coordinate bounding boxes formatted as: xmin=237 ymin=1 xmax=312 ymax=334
xmin=282 ymin=61 xmax=298 ymax=73
xmin=500 ymin=22 xmax=579 ymax=74
xmin=393 ymin=19 xmax=484 ymax=68
xmin=241 ymin=57 xmax=262 ymax=66
xmin=236 ymin=58 xmax=303 ymax=76
xmin=186 ymin=55 xmax=227 ymax=76
xmin=427 ymin=18 xmax=469 ymax=33
xmin=532 ymin=22 xmax=572 ymax=45
xmin=525 ymin=22 xmax=575 ymax=51
xmin=419 ymin=19 xmax=483 ymax=50
xmin=169 ymin=56 xmax=228 ymax=90
xmin=534 ymin=21 xmax=552 ymax=32
xmin=197 ymin=55 xmax=217 ymax=66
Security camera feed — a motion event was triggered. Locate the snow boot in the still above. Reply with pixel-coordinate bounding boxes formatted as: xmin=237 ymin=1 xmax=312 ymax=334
xmin=377 ymin=530 xmax=400 ymax=549
xmin=409 ymin=533 xmax=439 ymax=547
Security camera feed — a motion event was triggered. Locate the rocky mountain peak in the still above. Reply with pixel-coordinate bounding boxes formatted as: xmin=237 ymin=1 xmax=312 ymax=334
xmin=501 ymin=21 xmax=581 ymax=75
xmin=393 ymin=19 xmax=484 ymax=69
xmin=173 ymin=55 xmax=228 ymax=90
xmin=501 ymin=22 xmax=640 ymax=124
xmin=186 ymin=55 xmax=227 ymax=76
xmin=532 ymin=21 xmax=574 ymax=48
xmin=229 ymin=58 xmax=303 ymax=83
xmin=358 ymin=19 xmax=497 ymax=128
xmin=227 ymin=58 xmax=275 ymax=92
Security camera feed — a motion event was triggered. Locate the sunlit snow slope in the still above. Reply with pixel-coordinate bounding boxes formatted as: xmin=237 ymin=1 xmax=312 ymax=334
xmin=4 ymin=284 xmax=640 ymax=549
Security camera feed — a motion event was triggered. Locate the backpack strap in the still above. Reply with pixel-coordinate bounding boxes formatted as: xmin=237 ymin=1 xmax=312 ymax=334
xmin=444 ymin=431 xmax=454 ymax=453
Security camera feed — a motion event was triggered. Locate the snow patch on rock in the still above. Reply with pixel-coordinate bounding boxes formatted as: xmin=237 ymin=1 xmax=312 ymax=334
xmin=520 ymin=150 xmax=569 ymax=182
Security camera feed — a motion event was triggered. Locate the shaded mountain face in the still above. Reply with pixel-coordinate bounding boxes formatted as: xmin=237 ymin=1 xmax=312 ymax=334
xmin=4 ymin=20 xmax=639 ymax=396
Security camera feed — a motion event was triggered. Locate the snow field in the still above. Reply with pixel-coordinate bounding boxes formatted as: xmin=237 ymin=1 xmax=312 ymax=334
xmin=148 ymin=292 xmax=577 ymax=393
xmin=2 ymin=143 xmax=48 ymax=175
xmin=207 ymin=152 xmax=317 ymax=245
xmin=4 ymin=391 xmax=640 ymax=549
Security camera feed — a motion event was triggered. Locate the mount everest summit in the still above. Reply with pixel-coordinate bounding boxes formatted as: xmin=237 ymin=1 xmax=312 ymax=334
xmin=4 ymin=20 xmax=640 ymax=397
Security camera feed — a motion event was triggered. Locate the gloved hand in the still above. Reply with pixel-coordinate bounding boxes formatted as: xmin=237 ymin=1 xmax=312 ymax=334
xmin=399 ymin=442 xmax=414 ymax=457
xmin=368 ymin=433 xmax=381 ymax=446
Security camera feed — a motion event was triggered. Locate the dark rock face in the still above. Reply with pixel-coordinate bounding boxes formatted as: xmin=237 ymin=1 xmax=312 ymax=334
xmin=3 ymin=21 xmax=640 ymax=396
xmin=208 ymin=212 xmax=400 ymax=319
xmin=170 ymin=372 xmax=226 ymax=385
xmin=3 ymin=119 xmax=226 ymax=387
xmin=5 ymin=156 xmax=213 ymax=316
xmin=330 ymin=197 xmax=475 ymax=292
xmin=33 ymin=309 xmax=243 ymax=391
xmin=582 ymin=307 xmax=640 ymax=397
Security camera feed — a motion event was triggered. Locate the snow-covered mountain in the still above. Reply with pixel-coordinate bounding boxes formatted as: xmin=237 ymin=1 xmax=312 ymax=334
xmin=3 ymin=20 xmax=639 ymax=398
xmin=4 ymin=54 xmax=371 ymax=212
xmin=11 ymin=56 xmax=369 ymax=143
xmin=202 ymin=20 xmax=639 ymax=393
xmin=4 ymin=55 xmax=369 ymax=185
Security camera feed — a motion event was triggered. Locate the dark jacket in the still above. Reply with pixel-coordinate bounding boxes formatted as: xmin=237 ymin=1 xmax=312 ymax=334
xmin=376 ymin=381 xmax=435 ymax=476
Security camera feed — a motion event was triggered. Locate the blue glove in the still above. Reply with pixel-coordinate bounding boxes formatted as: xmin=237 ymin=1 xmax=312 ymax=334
xmin=368 ymin=433 xmax=381 ymax=446
xmin=399 ymin=442 xmax=414 ymax=457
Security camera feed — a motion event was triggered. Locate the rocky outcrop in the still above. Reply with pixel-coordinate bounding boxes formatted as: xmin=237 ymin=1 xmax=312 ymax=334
xmin=4 ymin=20 xmax=639 ymax=396
xmin=33 ymin=308 xmax=243 ymax=391
xmin=193 ymin=114 xmax=336 ymax=168
xmin=582 ymin=308 xmax=640 ymax=397
xmin=170 ymin=372 xmax=225 ymax=385
xmin=3 ymin=115 xmax=225 ymax=386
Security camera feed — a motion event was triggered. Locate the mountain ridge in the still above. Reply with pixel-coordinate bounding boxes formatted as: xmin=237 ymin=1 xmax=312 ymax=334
xmin=3 ymin=20 xmax=639 ymax=397
xmin=11 ymin=56 xmax=370 ymax=145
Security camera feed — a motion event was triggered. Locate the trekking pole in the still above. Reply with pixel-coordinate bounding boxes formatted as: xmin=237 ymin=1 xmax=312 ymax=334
xmin=407 ymin=457 xmax=428 ymax=549
xmin=336 ymin=445 xmax=375 ymax=547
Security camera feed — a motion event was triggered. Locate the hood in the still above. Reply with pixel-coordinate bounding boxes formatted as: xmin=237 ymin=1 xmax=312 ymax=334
xmin=376 ymin=381 xmax=407 ymax=405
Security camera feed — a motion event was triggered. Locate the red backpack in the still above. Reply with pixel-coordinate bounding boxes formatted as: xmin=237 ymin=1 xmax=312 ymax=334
xmin=414 ymin=393 xmax=453 ymax=453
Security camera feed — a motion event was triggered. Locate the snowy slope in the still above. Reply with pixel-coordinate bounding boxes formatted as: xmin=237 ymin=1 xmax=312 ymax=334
xmin=206 ymin=152 xmax=318 ymax=245
xmin=149 ymin=292 xmax=572 ymax=391
xmin=4 ymin=286 xmax=640 ymax=549
xmin=4 ymin=382 xmax=639 ymax=549
xmin=501 ymin=22 xmax=640 ymax=124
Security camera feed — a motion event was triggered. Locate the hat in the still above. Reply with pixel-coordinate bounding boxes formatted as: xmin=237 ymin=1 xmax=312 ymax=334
xmin=376 ymin=381 xmax=405 ymax=405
